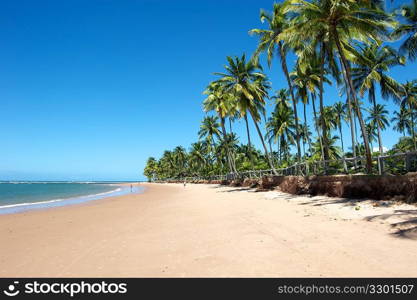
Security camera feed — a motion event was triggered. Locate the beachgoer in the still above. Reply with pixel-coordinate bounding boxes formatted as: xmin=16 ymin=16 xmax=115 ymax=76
xmin=183 ymin=181 xmax=186 ymax=188
xmin=130 ymin=184 xmax=133 ymax=192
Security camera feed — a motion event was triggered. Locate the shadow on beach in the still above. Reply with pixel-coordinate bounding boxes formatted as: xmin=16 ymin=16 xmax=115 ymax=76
xmin=210 ymin=184 xmax=417 ymax=240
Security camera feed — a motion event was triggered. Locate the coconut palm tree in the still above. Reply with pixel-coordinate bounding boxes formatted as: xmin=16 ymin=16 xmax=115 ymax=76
xmin=214 ymin=54 xmax=277 ymax=173
xmin=351 ymin=41 xmax=404 ymax=153
xmin=352 ymin=42 xmax=404 ymax=105
xmin=284 ymin=0 xmax=396 ymax=172
xmin=333 ymin=101 xmax=347 ymax=154
xmin=391 ymin=108 xmax=411 ymax=136
xmin=398 ymin=80 xmax=417 ymax=150
xmin=249 ymin=2 xmax=302 ymax=162
xmin=203 ymin=82 xmax=237 ymax=174
xmin=311 ymin=133 xmax=341 ymax=161
xmin=391 ymin=0 xmax=417 ymax=61
xmin=366 ymin=104 xmax=389 ymax=154
xmin=173 ymin=146 xmax=188 ymax=176
xmin=143 ymin=157 xmax=158 ymax=181
xmin=299 ymin=123 xmax=312 ymax=157
xmin=365 ymin=123 xmax=378 ymax=152
xmin=198 ymin=115 xmax=221 ymax=150
xmin=266 ymin=100 xmax=296 ymax=165
xmin=189 ymin=142 xmax=207 ymax=176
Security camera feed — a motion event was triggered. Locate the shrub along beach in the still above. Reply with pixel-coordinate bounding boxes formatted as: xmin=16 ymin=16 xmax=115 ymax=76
xmin=144 ymin=0 xmax=417 ymax=189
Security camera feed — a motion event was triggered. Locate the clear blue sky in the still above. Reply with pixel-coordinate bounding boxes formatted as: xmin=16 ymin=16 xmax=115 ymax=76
xmin=1 ymin=0 xmax=415 ymax=181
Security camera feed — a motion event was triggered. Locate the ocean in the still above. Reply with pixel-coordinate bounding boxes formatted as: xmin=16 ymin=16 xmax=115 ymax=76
xmin=0 ymin=182 xmax=141 ymax=214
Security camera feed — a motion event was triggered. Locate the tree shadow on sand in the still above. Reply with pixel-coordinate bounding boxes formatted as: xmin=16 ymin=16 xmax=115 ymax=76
xmin=276 ymin=193 xmax=417 ymax=240
xmin=365 ymin=210 xmax=417 ymax=240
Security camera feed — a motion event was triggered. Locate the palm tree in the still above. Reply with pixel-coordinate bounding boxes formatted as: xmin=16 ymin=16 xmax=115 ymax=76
xmin=266 ymin=100 xmax=296 ymax=164
xmin=291 ymin=57 xmax=333 ymax=161
xmin=143 ymin=157 xmax=158 ymax=181
xmin=284 ymin=0 xmax=395 ymax=172
xmin=318 ymin=106 xmax=337 ymax=134
xmin=299 ymin=123 xmax=312 ymax=157
xmin=198 ymin=116 xmax=221 ymax=150
xmin=173 ymin=146 xmax=188 ymax=177
xmin=352 ymin=42 xmax=404 ymax=105
xmin=365 ymin=123 xmax=378 ymax=152
xmin=391 ymin=108 xmax=411 ymax=136
xmin=203 ymin=82 xmax=237 ymax=174
xmin=333 ymin=101 xmax=347 ymax=154
xmin=391 ymin=0 xmax=417 ymax=61
xmin=214 ymin=54 xmax=277 ymax=173
xmin=351 ymin=41 xmax=404 ymax=153
xmin=398 ymin=80 xmax=417 ymax=150
xmin=311 ymin=133 xmax=341 ymax=161
xmin=366 ymin=104 xmax=389 ymax=154
xmin=249 ymin=2 xmax=302 ymax=162
xmin=189 ymin=142 xmax=207 ymax=176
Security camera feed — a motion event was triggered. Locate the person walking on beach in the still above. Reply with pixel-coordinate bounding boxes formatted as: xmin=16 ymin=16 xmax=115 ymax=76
xmin=183 ymin=181 xmax=186 ymax=188
xmin=130 ymin=184 xmax=133 ymax=192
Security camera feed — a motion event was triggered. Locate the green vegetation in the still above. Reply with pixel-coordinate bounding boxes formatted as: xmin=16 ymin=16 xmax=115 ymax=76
xmin=144 ymin=0 xmax=417 ymax=181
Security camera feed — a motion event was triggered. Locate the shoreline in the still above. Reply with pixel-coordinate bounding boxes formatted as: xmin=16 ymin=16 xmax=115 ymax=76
xmin=1 ymin=182 xmax=416 ymax=277
xmin=0 ymin=182 xmax=144 ymax=215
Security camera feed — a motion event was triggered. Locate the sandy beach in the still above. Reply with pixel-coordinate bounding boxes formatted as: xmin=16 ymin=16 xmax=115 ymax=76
xmin=1 ymin=182 xmax=417 ymax=277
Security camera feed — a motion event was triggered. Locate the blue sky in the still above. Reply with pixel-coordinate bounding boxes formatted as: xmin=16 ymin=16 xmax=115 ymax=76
xmin=0 ymin=0 xmax=416 ymax=181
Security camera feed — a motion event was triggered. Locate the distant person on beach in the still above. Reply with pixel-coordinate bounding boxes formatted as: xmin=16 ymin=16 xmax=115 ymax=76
xmin=183 ymin=181 xmax=186 ymax=188
xmin=130 ymin=184 xmax=133 ymax=192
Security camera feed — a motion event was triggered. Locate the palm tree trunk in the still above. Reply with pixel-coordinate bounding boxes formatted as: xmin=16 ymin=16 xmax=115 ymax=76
xmin=277 ymin=138 xmax=281 ymax=166
xmin=354 ymin=115 xmax=360 ymax=155
xmin=244 ymin=114 xmax=255 ymax=169
xmin=339 ymin=56 xmax=357 ymax=161
xmin=304 ymin=95 xmax=313 ymax=156
xmin=278 ymin=41 xmax=301 ymax=162
xmin=339 ymin=125 xmax=345 ymax=154
xmin=249 ymin=111 xmax=277 ymax=174
xmin=311 ymin=93 xmax=325 ymax=160
xmin=268 ymin=139 xmax=275 ymax=166
xmin=334 ymin=29 xmax=373 ymax=173
xmin=319 ymin=42 xmax=330 ymax=162
xmin=219 ymin=115 xmax=237 ymax=175
xmin=409 ymin=103 xmax=417 ymax=151
xmin=302 ymin=102 xmax=307 ymax=156
xmin=370 ymin=86 xmax=384 ymax=154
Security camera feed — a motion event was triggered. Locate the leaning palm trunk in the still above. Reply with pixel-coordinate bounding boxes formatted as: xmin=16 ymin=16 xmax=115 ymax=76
xmin=334 ymin=30 xmax=373 ymax=173
xmin=249 ymin=111 xmax=277 ymax=174
xmin=279 ymin=41 xmax=301 ymax=162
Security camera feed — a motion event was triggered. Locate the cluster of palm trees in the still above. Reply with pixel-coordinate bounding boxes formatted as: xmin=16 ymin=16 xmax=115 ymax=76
xmin=144 ymin=0 xmax=417 ymax=181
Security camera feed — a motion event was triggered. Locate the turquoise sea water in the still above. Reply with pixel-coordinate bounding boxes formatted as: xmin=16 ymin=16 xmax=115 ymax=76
xmin=0 ymin=182 xmax=142 ymax=214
